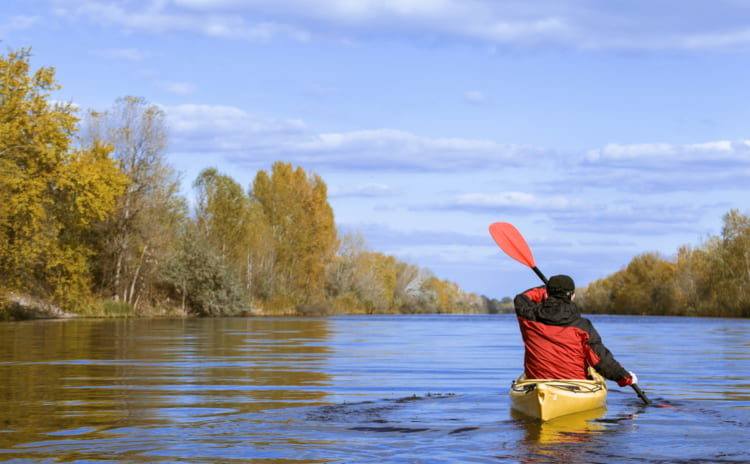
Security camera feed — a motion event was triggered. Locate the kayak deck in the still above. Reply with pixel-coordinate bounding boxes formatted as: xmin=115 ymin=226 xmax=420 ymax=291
xmin=509 ymin=368 xmax=607 ymax=421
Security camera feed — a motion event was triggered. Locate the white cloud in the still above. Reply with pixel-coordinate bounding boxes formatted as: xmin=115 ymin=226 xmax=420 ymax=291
xmin=450 ymin=192 xmax=580 ymax=211
xmin=47 ymin=0 xmax=750 ymax=51
xmin=168 ymin=103 xmax=306 ymax=140
xmin=679 ymin=27 xmax=750 ymax=51
xmin=464 ymin=90 xmax=486 ymax=103
xmin=0 ymin=15 xmax=41 ymax=32
xmin=52 ymin=0 xmax=310 ymax=41
xmin=550 ymin=202 xmax=708 ymax=236
xmin=585 ymin=143 xmax=676 ymax=162
xmin=166 ymin=103 xmax=308 ymax=166
xmin=585 ymin=140 xmax=750 ymax=165
xmin=160 ymin=81 xmax=197 ymax=95
xmin=166 ymin=104 xmax=543 ymax=170
xmin=465 ymin=16 xmax=573 ymax=44
xmin=92 ymin=48 xmax=151 ymax=61
xmin=287 ymin=129 xmax=541 ymax=170
xmin=329 ymin=182 xmax=399 ymax=198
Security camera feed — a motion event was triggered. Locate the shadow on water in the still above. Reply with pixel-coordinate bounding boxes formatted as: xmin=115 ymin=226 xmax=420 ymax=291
xmin=306 ymin=392 xmax=482 ymax=435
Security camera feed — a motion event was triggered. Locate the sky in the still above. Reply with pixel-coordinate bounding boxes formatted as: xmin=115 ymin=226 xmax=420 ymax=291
xmin=2 ymin=0 xmax=750 ymax=300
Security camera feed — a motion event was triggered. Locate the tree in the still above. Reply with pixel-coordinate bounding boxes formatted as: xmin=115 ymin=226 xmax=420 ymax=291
xmin=85 ymin=96 xmax=185 ymax=310
xmin=250 ymin=162 xmax=338 ymax=309
xmin=613 ymin=252 xmax=677 ymax=315
xmin=0 ymin=48 xmax=127 ymax=307
xmin=707 ymin=209 xmax=750 ymax=316
xmin=194 ymin=168 xmax=250 ymax=264
xmin=580 ymin=252 xmax=677 ymax=315
xmin=420 ymin=274 xmax=484 ymax=314
xmin=192 ymin=168 xmax=277 ymax=302
xmin=672 ymin=244 xmax=712 ymax=315
xmin=327 ymin=232 xmax=480 ymax=314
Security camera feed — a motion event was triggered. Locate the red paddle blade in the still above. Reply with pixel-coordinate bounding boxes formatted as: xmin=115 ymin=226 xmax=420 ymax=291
xmin=488 ymin=222 xmax=536 ymax=268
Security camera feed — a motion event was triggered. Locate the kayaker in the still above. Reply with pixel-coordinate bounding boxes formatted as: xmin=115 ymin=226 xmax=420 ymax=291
xmin=513 ymin=274 xmax=638 ymax=387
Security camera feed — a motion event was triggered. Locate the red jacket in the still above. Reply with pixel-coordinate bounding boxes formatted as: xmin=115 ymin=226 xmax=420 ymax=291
xmin=514 ymin=286 xmax=631 ymax=384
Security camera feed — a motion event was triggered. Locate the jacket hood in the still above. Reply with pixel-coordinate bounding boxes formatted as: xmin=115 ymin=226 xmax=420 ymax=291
xmin=537 ymin=296 xmax=581 ymax=325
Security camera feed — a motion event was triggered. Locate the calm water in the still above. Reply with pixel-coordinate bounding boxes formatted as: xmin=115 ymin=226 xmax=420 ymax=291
xmin=0 ymin=314 xmax=748 ymax=464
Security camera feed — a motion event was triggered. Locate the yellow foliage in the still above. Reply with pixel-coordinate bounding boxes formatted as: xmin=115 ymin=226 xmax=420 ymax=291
xmin=581 ymin=209 xmax=750 ymax=317
xmin=0 ymin=48 xmax=127 ymax=307
xmin=251 ymin=162 xmax=339 ymax=307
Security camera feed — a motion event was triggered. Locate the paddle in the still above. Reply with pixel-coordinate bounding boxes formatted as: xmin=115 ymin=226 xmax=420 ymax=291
xmin=488 ymin=221 xmax=651 ymax=405
xmin=488 ymin=222 xmax=548 ymax=285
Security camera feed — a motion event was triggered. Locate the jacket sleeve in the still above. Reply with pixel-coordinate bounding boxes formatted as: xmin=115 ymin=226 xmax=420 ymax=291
xmin=514 ymin=286 xmax=547 ymax=320
xmin=583 ymin=321 xmax=631 ymax=382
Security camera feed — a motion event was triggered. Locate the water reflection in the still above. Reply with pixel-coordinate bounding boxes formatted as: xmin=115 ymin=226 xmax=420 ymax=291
xmin=0 ymin=318 xmax=335 ymax=461
xmin=508 ymin=408 xmax=608 ymax=463
xmin=513 ymin=407 xmax=607 ymax=443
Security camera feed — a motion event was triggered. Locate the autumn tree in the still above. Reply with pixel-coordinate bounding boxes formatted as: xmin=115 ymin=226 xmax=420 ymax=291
xmin=327 ymin=232 xmax=371 ymax=313
xmin=580 ymin=209 xmax=750 ymax=317
xmin=580 ymin=252 xmax=677 ymax=315
xmin=194 ymin=168 xmax=250 ymax=264
xmin=614 ymin=253 xmax=677 ymax=315
xmin=0 ymin=48 xmax=127 ymax=307
xmin=672 ymin=244 xmax=712 ymax=315
xmin=251 ymin=162 xmax=338 ymax=310
xmin=328 ymin=235 xmax=400 ymax=314
xmin=418 ymin=274 xmax=484 ymax=314
xmin=85 ymin=96 xmax=185 ymax=310
xmin=327 ymin=232 xmax=479 ymax=314
xmin=704 ymin=210 xmax=750 ymax=316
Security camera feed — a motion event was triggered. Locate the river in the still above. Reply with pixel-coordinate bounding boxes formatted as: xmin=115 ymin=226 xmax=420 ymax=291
xmin=0 ymin=314 xmax=748 ymax=463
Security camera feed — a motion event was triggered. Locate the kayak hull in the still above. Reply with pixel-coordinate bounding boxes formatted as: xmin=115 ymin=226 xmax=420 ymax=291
xmin=509 ymin=368 xmax=607 ymax=421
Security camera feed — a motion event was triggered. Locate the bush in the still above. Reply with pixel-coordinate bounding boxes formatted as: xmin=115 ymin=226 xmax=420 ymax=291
xmin=162 ymin=229 xmax=253 ymax=317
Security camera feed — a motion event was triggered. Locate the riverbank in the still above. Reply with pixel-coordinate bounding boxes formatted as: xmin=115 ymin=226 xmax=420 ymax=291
xmin=0 ymin=293 xmax=192 ymax=321
xmin=1 ymin=294 xmax=81 ymax=321
xmin=1 ymin=291 xmax=506 ymax=321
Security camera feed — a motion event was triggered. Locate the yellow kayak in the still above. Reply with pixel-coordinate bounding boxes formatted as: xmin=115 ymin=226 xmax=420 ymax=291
xmin=509 ymin=367 xmax=607 ymax=421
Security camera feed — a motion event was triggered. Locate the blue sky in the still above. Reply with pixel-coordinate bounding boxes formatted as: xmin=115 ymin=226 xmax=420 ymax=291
xmin=2 ymin=0 xmax=749 ymax=299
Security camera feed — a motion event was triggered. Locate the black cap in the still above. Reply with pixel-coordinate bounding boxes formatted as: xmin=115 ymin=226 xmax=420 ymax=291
xmin=547 ymin=274 xmax=575 ymax=295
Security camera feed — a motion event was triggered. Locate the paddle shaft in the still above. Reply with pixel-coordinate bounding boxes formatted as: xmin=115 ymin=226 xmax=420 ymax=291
xmin=531 ymin=266 xmax=548 ymax=285
xmin=632 ymin=384 xmax=651 ymax=405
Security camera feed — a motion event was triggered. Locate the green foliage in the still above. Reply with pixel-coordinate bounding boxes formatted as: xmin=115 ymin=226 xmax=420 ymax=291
xmin=102 ymin=300 xmax=134 ymax=317
xmin=194 ymin=168 xmax=250 ymax=263
xmin=162 ymin=227 xmax=252 ymax=317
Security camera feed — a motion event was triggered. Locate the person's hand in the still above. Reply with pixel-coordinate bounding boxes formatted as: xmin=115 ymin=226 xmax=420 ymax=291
xmin=617 ymin=371 xmax=638 ymax=387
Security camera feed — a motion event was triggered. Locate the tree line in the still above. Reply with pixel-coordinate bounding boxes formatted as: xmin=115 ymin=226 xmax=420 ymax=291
xmin=5 ymin=48 xmax=746 ymax=319
xmin=578 ymin=209 xmax=750 ymax=318
xmin=1 ymin=47 xmax=494 ymax=318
